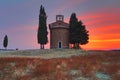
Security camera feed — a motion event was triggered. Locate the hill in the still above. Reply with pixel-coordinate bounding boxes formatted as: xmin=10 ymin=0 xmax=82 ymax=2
xmin=0 ymin=49 xmax=120 ymax=80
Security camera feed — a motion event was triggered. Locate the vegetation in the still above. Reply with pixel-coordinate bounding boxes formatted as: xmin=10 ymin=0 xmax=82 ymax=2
xmin=0 ymin=50 xmax=119 ymax=80
xmin=37 ymin=5 xmax=48 ymax=49
xmin=3 ymin=35 xmax=8 ymax=49
xmin=69 ymin=13 xmax=89 ymax=49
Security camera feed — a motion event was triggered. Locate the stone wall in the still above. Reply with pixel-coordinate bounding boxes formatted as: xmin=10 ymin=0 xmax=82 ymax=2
xmin=50 ymin=28 xmax=69 ymax=48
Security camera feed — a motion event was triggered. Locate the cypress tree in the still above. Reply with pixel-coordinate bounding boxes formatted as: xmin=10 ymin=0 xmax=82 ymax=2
xmin=69 ymin=13 xmax=78 ymax=48
xmin=37 ymin=5 xmax=48 ymax=49
xmin=3 ymin=35 xmax=8 ymax=49
xmin=69 ymin=13 xmax=89 ymax=49
xmin=78 ymin=21 xmax=89 ymax=45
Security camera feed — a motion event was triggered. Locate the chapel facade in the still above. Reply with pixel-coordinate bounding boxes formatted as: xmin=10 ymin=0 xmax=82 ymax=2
xmin=49 ymin=15 xmax=69 ymax=49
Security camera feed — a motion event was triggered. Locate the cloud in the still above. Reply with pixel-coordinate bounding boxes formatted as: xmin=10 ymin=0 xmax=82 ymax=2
xmin=81 ymin=38 xmax=120 ymax=50
xmin=3 ymin=25 xmax=50 ymax=49
xmin=76 ymin=7 xmax=120 ymax=50
xmin=51 ymin=0 xmax=85 ymax=15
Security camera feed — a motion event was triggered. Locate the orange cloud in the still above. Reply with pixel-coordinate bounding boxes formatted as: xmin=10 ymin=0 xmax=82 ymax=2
xmin=76 ymin=11 xmax=120 ymax=50
xmin=81 ymin=39 xmax=120 ymax=50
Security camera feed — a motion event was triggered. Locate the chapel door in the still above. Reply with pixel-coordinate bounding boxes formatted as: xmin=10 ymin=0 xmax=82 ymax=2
xmin=58 ymin=42 xmax=62 ymax=48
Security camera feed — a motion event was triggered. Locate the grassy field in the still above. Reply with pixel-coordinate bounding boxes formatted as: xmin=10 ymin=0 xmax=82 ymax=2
xmin=0 ymin=49 xmax=88 ymax=58
xmin=0 ymin=49 xmax=120 ymax=80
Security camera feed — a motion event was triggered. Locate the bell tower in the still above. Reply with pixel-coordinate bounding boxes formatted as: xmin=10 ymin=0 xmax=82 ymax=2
xmin=56 ymin=15 xmax=64 ymax=22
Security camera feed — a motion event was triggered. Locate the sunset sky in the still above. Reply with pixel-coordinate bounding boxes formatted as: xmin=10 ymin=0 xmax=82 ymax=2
xmin=0 ymin=0 xmax=120 ymax=50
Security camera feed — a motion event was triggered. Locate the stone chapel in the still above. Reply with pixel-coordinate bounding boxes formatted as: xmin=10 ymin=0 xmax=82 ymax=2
xmin=49 ymin=15 xmax=69 ymax=49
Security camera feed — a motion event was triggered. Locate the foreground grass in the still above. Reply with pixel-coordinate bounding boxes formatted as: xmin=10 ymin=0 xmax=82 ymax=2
xmin=0 ymin=49 xmax=120 ymax=80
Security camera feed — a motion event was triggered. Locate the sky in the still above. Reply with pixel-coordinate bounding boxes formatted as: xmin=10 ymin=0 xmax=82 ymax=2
xmin=0 ymin=0 xmax=120 ymax=50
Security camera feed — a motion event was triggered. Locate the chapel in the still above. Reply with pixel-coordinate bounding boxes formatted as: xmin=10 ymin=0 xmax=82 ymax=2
xmin=49 ymin=15 xmax=69 ymax=49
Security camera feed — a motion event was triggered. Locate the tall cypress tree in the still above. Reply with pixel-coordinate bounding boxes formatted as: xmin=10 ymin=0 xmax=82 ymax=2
xmin=37 ymin=5 xmax=48 ymax=49
xmin=69 ymin=13 xmax=89 ymax=49
xmin=3 ymin=35 xmax=8 ymax=49
xmin=69 ymin=13 xmax=78 ymax=47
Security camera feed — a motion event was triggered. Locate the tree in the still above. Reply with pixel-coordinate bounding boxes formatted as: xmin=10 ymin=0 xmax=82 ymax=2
xmin=69 ymin=13 xmax=78 ymax=46
xmin=37 ymin=5 xmax=48 ymax=49
xmin=3 ymin=35 xmax=8 ymax=49
xmin=69 ymin=13 xmax=89 ymax=49
xmin=78 ymin=21 xmax=89 ymax=45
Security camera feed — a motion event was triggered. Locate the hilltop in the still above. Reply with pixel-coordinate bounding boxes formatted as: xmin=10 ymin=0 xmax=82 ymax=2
xmin=0 ymin=49 xmax=88 ymax=58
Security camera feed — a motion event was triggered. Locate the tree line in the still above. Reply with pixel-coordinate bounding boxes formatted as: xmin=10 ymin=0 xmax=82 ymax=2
xmin=37 ymin=5 xmax=89 ymax=49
